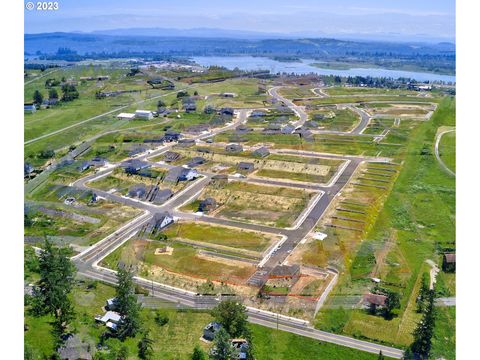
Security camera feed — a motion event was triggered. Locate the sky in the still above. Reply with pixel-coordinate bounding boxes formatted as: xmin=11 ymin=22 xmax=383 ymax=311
xmin=24 ymin=0 xmax=455 ymax=42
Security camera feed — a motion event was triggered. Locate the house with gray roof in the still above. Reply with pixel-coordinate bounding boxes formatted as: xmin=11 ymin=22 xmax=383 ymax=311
xmin=253 ymin=147 xmax=270 ymax=158
xmin=225 ymin=143 xmax=243 ymax=153
xmin=237 ymin=162 xmax=255 ymax=173
xmin=164 ymin=166 xmax=199 ymax=183
xmin=151 ymin=189 xmax=173 ymax=205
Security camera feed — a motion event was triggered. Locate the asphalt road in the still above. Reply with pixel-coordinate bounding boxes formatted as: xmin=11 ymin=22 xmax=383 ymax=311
xmin=63 ymin=101 xmax=402 ymax=357
xmin=434 ymin=128 xmax=455 ymax=177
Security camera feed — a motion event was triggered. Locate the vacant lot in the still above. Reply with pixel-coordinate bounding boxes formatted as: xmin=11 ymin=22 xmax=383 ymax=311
xmin=162 ymin=221 xmax=277 ymax=253
xmin=193 ymin=181 xmax=314 ymax=228
xmin=103 ymin=240 xmax=256 ymax=285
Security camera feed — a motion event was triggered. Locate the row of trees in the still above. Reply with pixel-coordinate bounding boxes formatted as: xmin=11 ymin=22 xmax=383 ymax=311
xmin=31 ymin=83 xmax=78 ymax=106
xmin=403 ymin=276 xmax=437 ymax=359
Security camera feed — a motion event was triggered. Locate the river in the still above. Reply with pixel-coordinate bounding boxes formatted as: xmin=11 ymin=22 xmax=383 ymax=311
xmin=191 ymin=56 xmax=455 ymax=83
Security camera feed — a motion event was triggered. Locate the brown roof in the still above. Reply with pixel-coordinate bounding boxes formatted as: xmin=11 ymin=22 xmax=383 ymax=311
xmin=364 ymin=293 xmax=387 ymax=306
xmin=444 ymin=253 xmax=456 ymax=263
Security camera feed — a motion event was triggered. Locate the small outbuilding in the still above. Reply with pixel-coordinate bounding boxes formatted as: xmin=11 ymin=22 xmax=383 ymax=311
xmin=135 ymin=110 xmax=154 ymax=120
xmin=442 ymin=253 xmax=456 ymax=272
xmin=203 ymin=322 xmax=222 ymax=341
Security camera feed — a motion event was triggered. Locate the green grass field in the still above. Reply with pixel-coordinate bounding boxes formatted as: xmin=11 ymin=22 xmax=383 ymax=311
xmin=439 ymin=130 xmax=456 ymax=173
xmin=314 ymin=97 xmax=455 ymax=350
xmin=162 ymin=222 xmax=274 ymax=252
xmin=25 ymin=280 xmax=383 ymax=359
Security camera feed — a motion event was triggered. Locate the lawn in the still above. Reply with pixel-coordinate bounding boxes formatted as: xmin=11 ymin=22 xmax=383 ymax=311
xmin=438 ymin=130 xmax=456 ymax=173
xmin=162 ymin=222 xmax=275 ymax=253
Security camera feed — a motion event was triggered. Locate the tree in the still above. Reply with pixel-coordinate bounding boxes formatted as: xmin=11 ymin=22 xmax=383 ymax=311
xmin=157 ymin=99 xmax=166 ymax=108
xmin=378 ymin=350 xmax=385 ymax=359
xmin=33 ymin=90 xmax=43 ymax=105
xmin=39 ymin=149 xmax=55 ymax=159
xmin=416 ymin=273 xmax=430 ymax=313
xmin=410 ymin=289 xmax=436 ymax=359
xmin=193 ymin=90 xmax=199 ymax=96
xmin=177 ymin=90 xmax=189 ymax=98
xmin=117 ymin=345 xmax=129 ymax=360
xmin=154 ymin=310 xmax=169 ymax=326
xmin=191 ymin=345 xmax=207 ymax=360
xmin=138 ymin=331 xmax=154 ymax=360
xmin=115 ymin=265 xmax=141 ymax=340
xmin=211 ymin=300 xmax=248 ymax=338
xmin=383 ymin=290 xmax=400 ymax=319
xmin=210 ymin=328 xmax=236 ymax=360
xmin=61 ymin=84 xmax=79 ymax=102
xmin=32 ymin=240 xmax=76 ymax=339
xmin=48 ymin=88 xmax=59 ymax=99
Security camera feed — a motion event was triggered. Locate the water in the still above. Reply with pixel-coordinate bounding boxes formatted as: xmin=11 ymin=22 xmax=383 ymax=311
xmin=192 ymin=56 xmax=456 ymax=83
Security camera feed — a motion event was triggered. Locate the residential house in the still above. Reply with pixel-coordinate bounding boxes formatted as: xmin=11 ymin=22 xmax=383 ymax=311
xmin=128 ymin=184 xmax=147 ymax=199
xmin=95 ymin=311 xmax=122 ymax=332
xmin=129 ymin=145 xmax=148 ymax=157
xmin=183 ymin=102 xmax=197 ymax=113
xmin=177 ymin=138 xmax=196 ymax=148
xmin=225 ymin=144 xmax=243 ymax=153
xmin=121 ymin=159 xmax=151 ymax=174
xmin=146 ymin=212 xmax=174 ymax=233
xmin=187 ymin=157 xmax=206 ymax=168
xmin=237 ymin=162 xmax=255 ymax=173
xmin=198 ymin=198 xmax=217 ymax=212
xmin=220 ymin=107 xmax=234 ymax=116
xmin=151 ymin=189 xmax=173 ymax=205
xmin=270 ymin=264 xmax=301 ymax=280
xmin=164 ymin=166 xmax=199 ymax=183
xmin=442 ymin=253 xmax=456 ymax=272
xmin=235 ymin=124 xmax=253 ymax=134
xmin=304 ymin=120 xmax=319 ymax=128
xmin=253 ymin=147 xmax=270 ymax=158
xmin=363 ymin=293 xmax=387 ymax=310
xmin=163 ymin=130 xmax=181 ymax=142
xmin=281 ymin=124 xmax=295 ymax=134
xmin=263 ymin=123 xmax=282 ymax=135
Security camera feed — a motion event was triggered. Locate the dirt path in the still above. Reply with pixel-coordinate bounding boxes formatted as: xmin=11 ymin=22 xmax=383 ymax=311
xmin=434 ymin=128 xmax=455 ymax=177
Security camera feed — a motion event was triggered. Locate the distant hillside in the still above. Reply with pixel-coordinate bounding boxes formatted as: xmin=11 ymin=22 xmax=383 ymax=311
xmin=24 ymin=32 xmax=455 ymax=57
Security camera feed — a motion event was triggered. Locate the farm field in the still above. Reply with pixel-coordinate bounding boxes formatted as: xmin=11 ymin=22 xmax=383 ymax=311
xmin=190 ymin=181 xmax=315 ymax=228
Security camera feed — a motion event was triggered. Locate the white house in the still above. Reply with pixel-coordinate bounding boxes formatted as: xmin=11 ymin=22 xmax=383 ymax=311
xmin=135 ymin=110 xmax=154 ymax=120
xmin=117 ymin=112 xmax=136 ymax=120
xmin=95 ymin=311 xmax=122 ymax=331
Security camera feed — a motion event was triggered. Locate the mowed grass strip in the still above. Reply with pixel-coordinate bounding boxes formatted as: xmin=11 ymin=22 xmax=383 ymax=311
xmin=163 ymin=222 xmax=273 ymax=252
